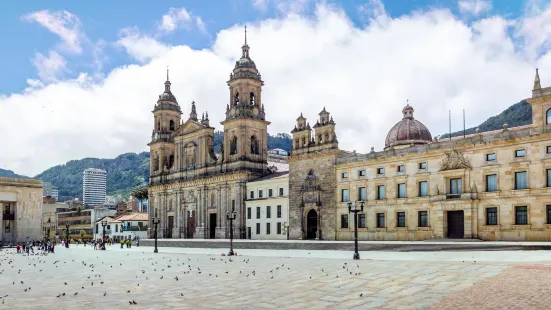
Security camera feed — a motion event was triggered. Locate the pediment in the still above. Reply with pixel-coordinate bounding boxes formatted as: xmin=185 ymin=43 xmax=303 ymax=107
xmin=440 ymin=149 xmax=471 ymax=171
xmin=180 ymin=120 xmax=206 ymax=135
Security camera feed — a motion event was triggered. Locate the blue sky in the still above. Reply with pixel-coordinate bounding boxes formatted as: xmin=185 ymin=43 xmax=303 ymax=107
xmin=2 ymin=0 xmax=551 ymax=175
xmin=0 ymin=0 xmax=530 ymax=94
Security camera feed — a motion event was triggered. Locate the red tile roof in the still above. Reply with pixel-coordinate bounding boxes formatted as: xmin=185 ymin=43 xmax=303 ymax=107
xmin=116 ymin=213 xmax=148 ymax=221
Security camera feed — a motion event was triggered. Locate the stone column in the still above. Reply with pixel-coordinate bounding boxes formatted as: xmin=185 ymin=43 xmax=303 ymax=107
xmin=173 ymin=191 xmax=179 ymax=238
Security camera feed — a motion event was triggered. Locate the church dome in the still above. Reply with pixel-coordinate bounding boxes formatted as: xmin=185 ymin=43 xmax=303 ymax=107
xmin=384 ymin=104 xmax=432 ymax=150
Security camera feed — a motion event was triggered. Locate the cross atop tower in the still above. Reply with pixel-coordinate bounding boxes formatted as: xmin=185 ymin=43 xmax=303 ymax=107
xmin=244 ymin=25 xmax=247 ymax=45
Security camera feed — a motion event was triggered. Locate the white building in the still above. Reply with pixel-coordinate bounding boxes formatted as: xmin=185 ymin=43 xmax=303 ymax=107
xmin=83 ymin=168 xmax=107 ymax=207
xmin=94 ymin=213 xmax=148 ymax=242
xmin=51 ymin=189 xmax=59 ymax=201
xmin=245 ymin=170 xmax=289 ymax=240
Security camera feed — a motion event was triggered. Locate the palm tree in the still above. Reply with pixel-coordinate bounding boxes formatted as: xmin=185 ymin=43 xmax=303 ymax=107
xmin=131 ymin=185 xmax=149 ymax=212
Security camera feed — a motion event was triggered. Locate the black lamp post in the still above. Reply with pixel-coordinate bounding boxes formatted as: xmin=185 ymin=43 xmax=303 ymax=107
xmin=347 ymin=201 xmax=365 ymax=260
xmin=101 ymin=220 xmax=108 ymax=250
xmin=65 ymin=222 xmax=70 ymax=248
xmin=152 ymin=213 xmax=160 ymax=253
xmin=226 ymin=210 xmax=237 ymax=256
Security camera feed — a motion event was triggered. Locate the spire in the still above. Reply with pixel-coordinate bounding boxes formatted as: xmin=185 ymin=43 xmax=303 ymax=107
xmin=201 ymin=112 xmax=205 ymax=121
xmin=164 ymin=66 xmax=171 ymax=92
xmin=189 ymin=101 xmax=198 ymax=121
xmin=242 ymin=25 xmax=250 ymax=58
xmin=534 ymin=68 xmax=541 ymax=90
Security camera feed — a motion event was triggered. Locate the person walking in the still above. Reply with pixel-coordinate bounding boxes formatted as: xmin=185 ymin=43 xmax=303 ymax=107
xmin=120 ymin=238 xmax=124 ymax=249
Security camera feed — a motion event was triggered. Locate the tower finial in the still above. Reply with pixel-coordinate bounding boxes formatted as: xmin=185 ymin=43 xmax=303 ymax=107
xmin=166 ymin=66 xmax=169 ymax=81
xmin=244 ymin=25 xmax=247 ymax=45
xmin=534 ymin=68 xmax=541 ymax=90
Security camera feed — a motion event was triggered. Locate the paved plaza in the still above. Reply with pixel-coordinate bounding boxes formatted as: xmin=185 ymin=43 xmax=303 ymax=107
xmin=1 ymin=245 xmax=551 ymax=309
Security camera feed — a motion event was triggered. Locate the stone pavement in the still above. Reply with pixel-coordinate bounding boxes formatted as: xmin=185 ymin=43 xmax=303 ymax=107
xmin=0 ymin=245 xmax=550 ymax=309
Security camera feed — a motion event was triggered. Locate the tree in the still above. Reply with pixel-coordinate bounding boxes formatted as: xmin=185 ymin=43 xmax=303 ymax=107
xmin=80 ymin=229 xmax=86 ymax=237
xmin=76 ymin=205 xmax=82 ymax=213
xmin=131 ymin=185 xmax=149 ymax=200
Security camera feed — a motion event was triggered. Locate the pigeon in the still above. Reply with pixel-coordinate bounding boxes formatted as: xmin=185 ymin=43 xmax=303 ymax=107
xmin=127 ymin=290 xmax=130 ymax=293
xmin=57 ymin=294 xmax=61 ymax=298
xmin=62 ymin=293 xmax=65 ymax=296
xmin=181 ymin=293 xmax=184 ymax=296
xmin=132 ymin=300 xmax=137 ymax=305
xmin=103 ymin=292 xmax=107 ymax=296
xmin=360 ymin=293 xmax=363 ymax=297
xmin=74 ymin=292 xmax=78 ymax=296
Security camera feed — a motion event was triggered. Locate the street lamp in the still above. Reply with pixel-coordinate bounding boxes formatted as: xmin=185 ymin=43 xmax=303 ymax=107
xmin=226 ymin=210 xmax=237 ymax=256
xmin=347 ymin=201 xmax=365 ymax=260
xmin=101 ymin=219 xmax=108 ymax=250
xmin=65 ymin=222 xmax=70 ymax=248
xmin=152 ymin=213 xmax=160 ymax=253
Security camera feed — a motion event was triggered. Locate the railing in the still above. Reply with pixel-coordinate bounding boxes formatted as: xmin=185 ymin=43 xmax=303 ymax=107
xmin=3 ymin=212 xmax=15 ymax=221
xmin=446 ymin=193 xmax=462 ymax=200
xmin=122 ymin=226 xmax=148 ymax=232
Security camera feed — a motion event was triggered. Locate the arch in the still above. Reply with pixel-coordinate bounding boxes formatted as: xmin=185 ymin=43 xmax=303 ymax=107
xmin=157 ymin=121 xmax=161 ymax=131
xmin=547 ymin=108 xmax=551 ymax=125
xmin=153 ymin=156 xmax=159 ymax=171
xmin=306 ymin=209 xmax=318 ymax=239
xmin=234 ymin=93 xmax=240 ymax=105
xmin=230 ymin=136 xmax=238 ymax=155
xmin=318 ymin=134 xmax=323 ymax=144
xmin=169 ymin=120 xmax=175 ymax=131
xmin=169 ymin=155 xmax=174 ymax=168
xmin=250 ymin=135 xmax=259 ymax=154
xmin=295 ymin=138 xmax=300 ymax=149
xmin=250 ymin=92 xmax=255 ymax=105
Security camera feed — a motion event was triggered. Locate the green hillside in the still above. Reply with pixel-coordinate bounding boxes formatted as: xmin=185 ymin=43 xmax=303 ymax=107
xmin=0 ymin=169 xmax=28 ymax=179
xmin=440 ymin=100 xmax=531 ymax=139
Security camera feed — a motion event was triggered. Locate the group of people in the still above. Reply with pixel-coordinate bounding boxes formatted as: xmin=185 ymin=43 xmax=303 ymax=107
xmin=16 ymin=241 xmax=55 ymax=256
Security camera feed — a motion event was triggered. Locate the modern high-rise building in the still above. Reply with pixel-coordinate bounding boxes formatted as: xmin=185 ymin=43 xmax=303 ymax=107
xmin=82 ymin=168 xmax=107 ymax=207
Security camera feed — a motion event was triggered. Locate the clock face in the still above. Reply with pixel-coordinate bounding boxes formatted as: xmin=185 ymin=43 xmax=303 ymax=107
xmin=230 ymin=109 xmax=236 ymax=116
xmin=252 ymin=107 xmax=259 ymax=116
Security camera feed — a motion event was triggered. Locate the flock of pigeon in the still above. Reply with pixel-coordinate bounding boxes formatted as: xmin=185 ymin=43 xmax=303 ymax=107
xmin=0 ymin=246 xmax=368 ymax=307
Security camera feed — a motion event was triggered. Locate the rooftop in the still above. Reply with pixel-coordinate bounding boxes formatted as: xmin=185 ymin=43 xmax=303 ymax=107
xmin=116 ymin=213 xmax=148 ymax=221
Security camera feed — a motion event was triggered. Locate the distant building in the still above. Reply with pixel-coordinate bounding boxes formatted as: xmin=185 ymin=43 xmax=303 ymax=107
xmin=245 ymin=170 xmax=289 ymax=240
xmin=82 ymin=168 xmax=107 ymax=207
xmin=268 ymin=148 xmax=289 ymax=163
xmin=42 ymin=196 xmax=66 ymax=241
xmin=42 ymin=182 xmax=59 ymax=201
xmin=0 ymin=177 xmax=43 ymax=243
xmin=127 ymin=196 xmax=138 ymax=212
xmin=94 ymin=213 xmax=148 ymax=241
xmin=57 ymin=206 xmax=115 ymax=239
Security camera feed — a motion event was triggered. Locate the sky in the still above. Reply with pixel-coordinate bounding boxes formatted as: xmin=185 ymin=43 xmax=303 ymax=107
xmin=1 ymin=0 xmax=551 ymax=176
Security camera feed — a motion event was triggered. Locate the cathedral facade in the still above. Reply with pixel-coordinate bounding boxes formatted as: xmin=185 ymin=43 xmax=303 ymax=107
xmin=147 ymin=35 xmax=270 ymax=239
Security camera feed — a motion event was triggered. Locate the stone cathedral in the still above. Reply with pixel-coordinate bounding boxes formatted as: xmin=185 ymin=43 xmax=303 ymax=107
xmin=147 ymin=34 xmax=270 ymax=239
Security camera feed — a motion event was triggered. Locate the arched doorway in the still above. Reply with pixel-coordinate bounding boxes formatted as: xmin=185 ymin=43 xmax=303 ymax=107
xmin=306 ymin=209 xmax=318 ymax=239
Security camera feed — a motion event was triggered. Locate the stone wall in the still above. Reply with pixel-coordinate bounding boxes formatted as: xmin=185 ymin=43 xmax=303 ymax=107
xmin=289 ymin=151 xmax=339 ymax=240
xmin=0 ymin=177 xmax=43 ymax=243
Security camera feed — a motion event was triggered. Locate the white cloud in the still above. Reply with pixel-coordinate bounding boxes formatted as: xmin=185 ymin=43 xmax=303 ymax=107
xmin=252 ymin=0 xmax=269 ymax=11
xmin=159 ymin=7 xmax=193 ymax=33
xmin=458 ymin=0 xmax=492 ymax=16
xmin=32 ymin=50 xmax=67 ymax=82
xmin=275 ymin=0 xmax=311 ymax=15
xmin=196 ymin=16 xmax=207 ymax=34
xmin=3 ymin=3 xmax=551 ymax=176
xmin=116 ymin=27 xmax=170 ymax=63
xmin=22 ymin=10 xmax=84 ymax=53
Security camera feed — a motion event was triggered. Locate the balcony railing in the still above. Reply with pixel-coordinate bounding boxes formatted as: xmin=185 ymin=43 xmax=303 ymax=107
xmin=122 ymin=226 xmax=148 ymax=232
xmin=446 ymin=193 xmax=462 ymax=199
xmin=3 ymin=212 xmax=15 ymax=221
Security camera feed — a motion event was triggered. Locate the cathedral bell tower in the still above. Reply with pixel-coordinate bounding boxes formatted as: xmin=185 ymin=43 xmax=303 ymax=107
xmin=149 ymin=69 xmax=182 ymax=179
xmin=221 ymin=26 xmax=270 ymax=174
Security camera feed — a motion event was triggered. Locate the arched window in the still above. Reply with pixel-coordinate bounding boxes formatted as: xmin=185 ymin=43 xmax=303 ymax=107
xmin=302 ymin=137 xmax=306 ymax=146
xmin=169 ymin=120 xmax=175 ymax=131
xmin=157 ymin=121 xmax=161 ymax=131
xmin=169 ymin=155 xmax=174 ymax=168
xmin=234 ymin=93 xmax=240 ymax=105
xmin=295 ymin=139 xmax=300 ymax=149
xmin=547 ymin=108 xmax=551 ymax=125
xmin=153 ymin=156 xmax=159 ymax=171
xmin=230 ymin=136 xmax=238 ymax=155
xmin=318 ymin=134 xmax=323 ymax=144
xmin=251 ymin=136 xmax=259 ymax=154
xmin=250 ymin=92 xmax=255 ymax=105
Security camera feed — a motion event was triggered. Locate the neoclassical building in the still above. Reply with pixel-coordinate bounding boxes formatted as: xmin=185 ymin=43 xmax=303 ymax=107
xmin=290 ymin=69 xmax=551 ymax=241
xmin=148 ymin=34 xmax=271 ymax=239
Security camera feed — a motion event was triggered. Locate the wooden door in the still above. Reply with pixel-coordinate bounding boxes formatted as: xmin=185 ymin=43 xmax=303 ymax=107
xmin=167 ymin=216 xmax=174 ymax=238
xmin=447 ymin=211 xmax=464 ymax=238
xmin=187 ymin=210 xmax=196 ymax=238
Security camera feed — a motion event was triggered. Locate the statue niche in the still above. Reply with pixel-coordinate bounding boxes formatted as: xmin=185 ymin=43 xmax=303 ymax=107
xmin=250 ymin=135 xmax=259 ymax=155
xmin=230 ymin=136 xmax=238 ymax=155
xmin=184 ymin=143 xmax=196 ymax=168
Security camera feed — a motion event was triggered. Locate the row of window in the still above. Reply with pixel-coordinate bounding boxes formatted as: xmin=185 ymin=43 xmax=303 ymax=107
xmin=340 ymin=148 xmax=546 ymax=181
xmin=340 ymin=211 xmax=429 ymax=229
xmin=484 ymin=205 xmax=550 ymax=225
xmin=251 ymin=222 xmax=283 ymax=235
xmin=249 ymin=188 xmax=285 ymax=199
xmin=341 ymin=181 xmax=430 ymax=202
xmin=247 ymin=206 xmax=283 ymax=219
xmin=340 ymin=169 xmax=547 ymax=202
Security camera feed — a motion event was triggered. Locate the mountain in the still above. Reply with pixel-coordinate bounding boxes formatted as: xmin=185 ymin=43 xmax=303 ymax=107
xmin=0 ymin=169 xmax=28 ymax=179
xmin=33 ymin=132 xmax=292 ymax=202
xmin=440 ymin=100 xmax=531 ymax=139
